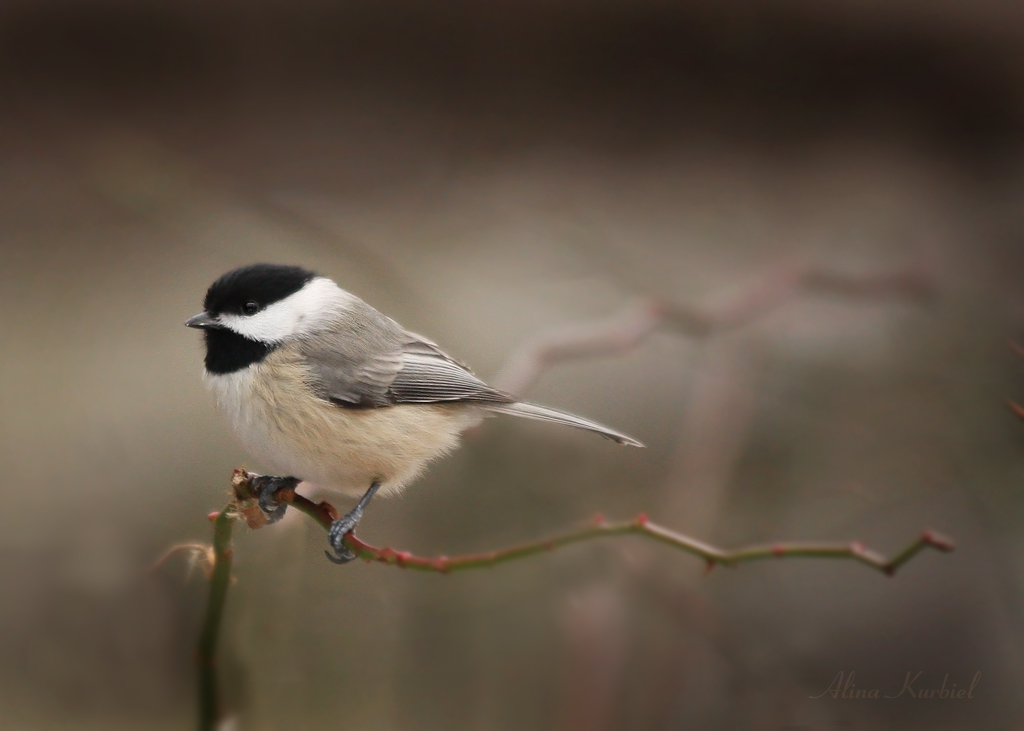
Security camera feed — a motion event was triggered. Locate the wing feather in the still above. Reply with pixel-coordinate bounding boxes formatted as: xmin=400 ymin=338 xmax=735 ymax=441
xmin=302 ymin=318 xmax=511 ymax=408
xmin=388 ymin=352 xmax=511 ymax=404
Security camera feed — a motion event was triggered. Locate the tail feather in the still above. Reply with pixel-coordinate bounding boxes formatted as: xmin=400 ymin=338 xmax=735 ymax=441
xmin=487 ymin=401 xmax=644 ymax=447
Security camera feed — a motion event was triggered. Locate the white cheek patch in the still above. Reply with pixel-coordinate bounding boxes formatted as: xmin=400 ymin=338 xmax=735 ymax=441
xmin=219 ymin=277 xmax=355 ymax=342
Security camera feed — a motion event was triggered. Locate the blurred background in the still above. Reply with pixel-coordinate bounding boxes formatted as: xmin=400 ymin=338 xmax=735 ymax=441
xmin=2 ymin=1 xmax=1024 ymax=729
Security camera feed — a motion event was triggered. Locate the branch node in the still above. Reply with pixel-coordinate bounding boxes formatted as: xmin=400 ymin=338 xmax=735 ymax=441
xmin=922 ymin=530 xmax=956 ymax=552
xmin=230 ymin=467 xmax=252 ymax=498
xmin=634 ymin=512 xmax=650 ymax=527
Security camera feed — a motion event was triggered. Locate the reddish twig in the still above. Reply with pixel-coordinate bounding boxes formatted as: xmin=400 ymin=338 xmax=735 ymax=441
xmin=491 ymin=263 xmax=933 ymax=394
xmin=345 ymin=515 xmax=951 ymax=577
xmin=233 ymin=470 xmax=953 ymax=577
xmin=168 ymin=469 xmax=954 ymax=728
xmin=341 ymin=517 xmax=953 ymax=577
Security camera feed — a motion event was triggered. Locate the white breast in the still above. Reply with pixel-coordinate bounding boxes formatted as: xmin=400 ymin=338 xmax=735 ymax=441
xmin=205 ymin=367 xmax=296 ymax=477
xmin=204 ymin=355 xmax=481 ymax=497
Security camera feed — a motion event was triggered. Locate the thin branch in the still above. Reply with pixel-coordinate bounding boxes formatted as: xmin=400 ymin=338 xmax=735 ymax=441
xmin=147 ymin=542 xmax=215 ymax=577
xmin=174 ymin=469 xmax=953 ymax=729
xmin=346 ymin=514 xmax=951 ymax=577
xmin=233 ymin=470 xmax=953 ymax=577
xmin=492 ymin=263 xmax=934 ymax=394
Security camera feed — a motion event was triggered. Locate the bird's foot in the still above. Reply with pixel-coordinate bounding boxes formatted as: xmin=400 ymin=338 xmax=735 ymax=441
xmin=251 ymin=475 xmax=301 ymax=524
xmin=325 ymin=481 xmax=381 ymax=564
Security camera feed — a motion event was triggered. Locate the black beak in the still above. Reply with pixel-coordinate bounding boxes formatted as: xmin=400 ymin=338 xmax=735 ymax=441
xmin=185 ymin=311 xmax=223 ymax=330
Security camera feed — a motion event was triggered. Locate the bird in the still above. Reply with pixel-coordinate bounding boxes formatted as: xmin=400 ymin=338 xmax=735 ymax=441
xmin=186 ymin=263 xmax=643 ymax=562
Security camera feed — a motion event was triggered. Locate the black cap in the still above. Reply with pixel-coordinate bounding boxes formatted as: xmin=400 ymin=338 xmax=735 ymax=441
xmin=203 ymin=264 xmax=317 ymax=315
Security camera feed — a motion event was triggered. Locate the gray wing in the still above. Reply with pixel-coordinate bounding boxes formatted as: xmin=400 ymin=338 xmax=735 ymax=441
xmin=298 ymin=301 xmax=643 ymax=445
xmin=300 ymin=303 xmax=511 ymax=408
xmin=386 ymin=335 xmax=513 ymax=405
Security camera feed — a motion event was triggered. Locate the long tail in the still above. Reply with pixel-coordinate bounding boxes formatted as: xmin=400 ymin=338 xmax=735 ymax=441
xmin=486 ymin=401 xmax=645 ymax=447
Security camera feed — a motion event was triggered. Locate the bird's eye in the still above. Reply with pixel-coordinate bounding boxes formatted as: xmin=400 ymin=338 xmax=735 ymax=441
xmin=243 ymin=301 xmax=260 ymax=315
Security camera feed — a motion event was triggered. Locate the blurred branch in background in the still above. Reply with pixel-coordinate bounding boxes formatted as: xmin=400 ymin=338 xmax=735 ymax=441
xmin=1011 ymin=342 xmax=1024 ymax=420
xmin=557 ymin=584 xmax=626 ymax=731
xmin=501 ymin=261 xmax=935 ymax=730
xmin=491 ymin=261 xmax=934 ymax=395
xmin=155 ymin=469 xmax=953 ymax=731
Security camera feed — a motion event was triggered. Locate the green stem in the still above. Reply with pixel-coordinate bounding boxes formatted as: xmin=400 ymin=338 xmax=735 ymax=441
xmin=198 ymin=507 xmax=234 ymax=731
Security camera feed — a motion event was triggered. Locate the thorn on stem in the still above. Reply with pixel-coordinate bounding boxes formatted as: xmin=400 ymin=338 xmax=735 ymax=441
xmin=634 ymin=512 xmax=649 ymax=527
xmin=772 ymin=544 xmax=785 ymax=557
xmin=593 ymin=512 xmax=605 ymax=526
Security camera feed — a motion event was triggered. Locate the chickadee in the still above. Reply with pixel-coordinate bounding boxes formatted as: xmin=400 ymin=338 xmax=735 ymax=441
xmin=187 ymin=263 xmax=643 ymax=562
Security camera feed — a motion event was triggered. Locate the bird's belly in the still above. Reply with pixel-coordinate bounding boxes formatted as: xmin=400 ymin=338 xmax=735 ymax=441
xmin=206 ymin=365 xmax=475 ymax=496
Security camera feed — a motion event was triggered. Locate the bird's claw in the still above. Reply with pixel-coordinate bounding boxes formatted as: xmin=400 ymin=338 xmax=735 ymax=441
xmin=326 ymin=513 xmax=361 ymax=564
xmin=251 ymin=475 xmax=300 ymax=524
xmin=324 ymin=546 xmax=358 ymax=564
xmin=324 ymin=481 xmax=381 ymax=566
